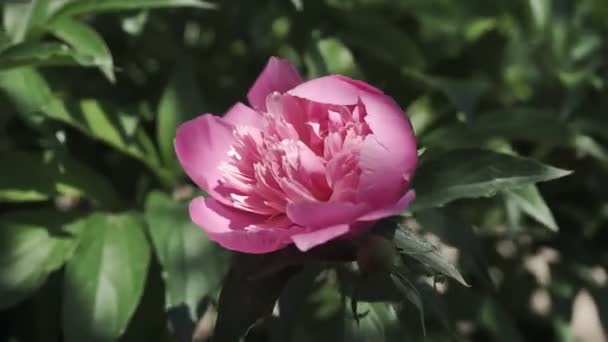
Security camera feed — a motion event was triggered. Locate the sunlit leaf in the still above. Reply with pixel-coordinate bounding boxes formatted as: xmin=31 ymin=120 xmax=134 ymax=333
xmin=144 ymin=191 xmax=227 ymax=338
xmin=0 ymin=209 xmax=83 ymax=309
xmin=62 ymin=213 xmax=151 ymax=342
xmin=47 ymin=17 xmax=115 ymax=82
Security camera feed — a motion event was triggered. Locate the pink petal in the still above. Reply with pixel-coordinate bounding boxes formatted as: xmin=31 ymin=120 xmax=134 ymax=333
xmin=287 ymin=75 xmax=361 ymax=105
xmin=357 ymin=135 xmax=409 ymax=208
xmin=247 ymin=57 xmax=303 ymax=111
xmin=286 ymin=201 xmax=368 ymax=229
xmin=174 ymin=114 xmax=236 ymax=202
xmin=291 ymin=224 xmax=350 ymax=251
xmin=360 ymin=92 xmax=417 ymax=177
xmin=222 ymin=102 xmax=264 ymax=129
xmin=358 ymin=190 xmax=415 ymax=221
xmin=189 ymin=197 xmax=303 ymax=254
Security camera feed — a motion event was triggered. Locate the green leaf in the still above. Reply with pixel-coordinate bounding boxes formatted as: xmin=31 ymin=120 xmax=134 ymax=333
xmin=393 ymin=225 xmax=469 ymax=286
xmin=156 ymin=61 xmax=204 ymax=175
xmin=505 ymin=185 xmax=559 ymax=231
xmin=213 ymin=255 xmax=299 ymax=342
xmin=316 ymin=37 xmax=360 ymax=77
xmin=415 ymin=208 xmax=492 ymax=283
xmin=0 ymin=68 xmax=168 ymax=182
xmin=62 ymin=212 xmax=151 ymax=342
xmin=0 ymin=42 xmax=87 ymax=70
xmin=2 ymin=0 xmax=49 ymax=43
xmin=403 ymin=69 xmax=490 ymax=116
xmin=411 ymin=148 xmax=572 ymax=211
xmin=345 ymin=301 xmax=400 ymax=342
xmin=0 ymin=209 xmax=83 ymax=309
xmin=0 ymin=151 xmax=120 ymax=208
xmin=50 ymin=0 xmax=215 ymax=20
xmin=47 ymin=17 xmax=115 ymax=82
xmin=338 ymin=12 xmax=426 ymax=70
xmin=144 ymin=191 xmax=227 ymax=322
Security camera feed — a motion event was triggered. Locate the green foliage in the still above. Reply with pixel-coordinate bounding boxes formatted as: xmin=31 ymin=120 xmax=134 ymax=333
xmin=1 ymin=0 xmax=606 ymax=341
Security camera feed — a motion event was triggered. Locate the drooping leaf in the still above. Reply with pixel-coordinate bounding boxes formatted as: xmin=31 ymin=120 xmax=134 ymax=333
xmin=49 ymin=0 xmax=215 ymax=20
xmin=0 ymin=42 xmax=87 ymax=70
xmin=47 ymin=17 xmax=115 ymax=81
xmin=415 ymin=208 xmax=492 ymax=284
xmin=62 ymin=212 xmax=151 ymax=342
xmin=0 ymin=209 xmax=83 ymax=309
xmin=505 ymin=185 xmax=559 ymax=231
xmin=144 ymin=191 xmax=227 ymax=337
xmin=156 ymin=61 xmax=204 ymax=175
xmin=411 ymin=148 xmax=572 ymax=211
xmin=393 ymin=225 xmax=468 ymax=286
xmin=0 ymin=151 xmax=120 ymax=208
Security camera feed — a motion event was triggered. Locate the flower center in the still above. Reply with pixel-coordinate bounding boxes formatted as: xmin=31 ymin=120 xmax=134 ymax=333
xmin=218 ymin=93 xmax=372 ymax=216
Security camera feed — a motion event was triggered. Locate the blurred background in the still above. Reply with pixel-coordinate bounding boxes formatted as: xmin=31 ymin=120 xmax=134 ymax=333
xmin=0 ymin=0 xmax=607 ymax=341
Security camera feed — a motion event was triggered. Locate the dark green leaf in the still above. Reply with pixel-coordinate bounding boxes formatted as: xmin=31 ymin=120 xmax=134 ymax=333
xmin=213 ymin=255 xmax=299 ymax=342
xmin=0 ymin=151 xmax=120 ymax=208
xmin=411 ymin=148 xmax=572 ymax=211
xmin=393 ymin=225 xmax=468 ymax=286
xmin=505 ymin=185 xmax=559 ymax=231
xmin=0 ymin=209 xmax=83 ymax=309
xmin=47 ymin=17 xmax=115 ymax=82
xmin=415 ymin=208 xmax=492 ymax=284
xmin=144 ymin=191 xmax=227 ymax=325
xmin=344 ymin=301 xmax=400 ymax=342
xmin=156 ymin=61 xmax=204 ymax=175
xmin=0 ymin=42 xmax=87 ymax=70
xmin=62 ymin=213 xmax=151 ymax=342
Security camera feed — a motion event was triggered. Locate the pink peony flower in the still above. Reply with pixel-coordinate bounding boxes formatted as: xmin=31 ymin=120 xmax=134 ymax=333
xmin=175 ymin=57 xmax=417 ymax=254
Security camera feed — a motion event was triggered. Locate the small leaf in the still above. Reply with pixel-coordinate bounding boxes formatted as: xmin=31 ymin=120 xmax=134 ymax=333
xmin=0 ymin=209 xmax=83 ymax=309
xmin=390 ymin=273 xmax=425 ymax=336
xmin=411 ymin=148 xmax=572 ymax=211
xmin=0 ymin=151 xmax=120 ymax=208
xmin=0 ymin=42 xmax=86 ymax=70
xmin=144 ymin=191 xmax=227 ymax=336
xmin=50 ymin=0 xmax=215 ymax=20
xmin=62 ymin=212 xmax=151 ymax=342
xmin=213 ymin=255 xmax=299 ymax=341
xmin=47 ymin=17 xmax=115 ymax=82
xmin=393 ymin=225 xmax=468 ymax=286
xmin=156 ymin=61 xmax=204 ymax=175
xmin=505 ymin=185 xmax=559 ymax=231
xmin=415 ymin=208 xmax=492 ymax=284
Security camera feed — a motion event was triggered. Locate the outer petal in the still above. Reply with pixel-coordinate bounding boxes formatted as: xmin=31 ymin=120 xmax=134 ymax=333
xmin=291 ymin=224 xmax=350 ymax=251
xmin=247 ymin=57 xmax=303 ymax=111
xmin=287 ymin=75 xmax=361 ymax=105
xmin=358 ymin=190 xmax=415 ymax=221
xmin=189 ymin=197 xmax=303 ymax=254
xmin=357 ymin=135 xmax=410 ymax=208
xmin=175 ymin=114 xmax=235 ymax=201
xmin=222 ymin=102 xmax=264 ymax=129
xmin=286 ymin=201 xmax=368 ymax=229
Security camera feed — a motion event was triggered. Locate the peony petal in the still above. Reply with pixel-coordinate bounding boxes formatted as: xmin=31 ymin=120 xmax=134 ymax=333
xmin=358 ymin=190 xmax=415 ymax=221
xmin=222 ymin=102 xmax=264 ymax=129
xmin=286 ymin=201 xmax=368 ymax=229
xmin=247 ymin=57 xmax=303 ymax=111
xmin=291 ymin=224 xmax=350 ymax=251
xmin=360 ymin=92 xmax=417 ymax=177
xmin=357 ymin=135 xmax=409 ymax=208
xmin=175 ymin=114 xmax=236 ymax=201
xmin=287 ymin=75 xmax=361 ymax=105
xmin=189 ymin=197 xmax=303 ymax=254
